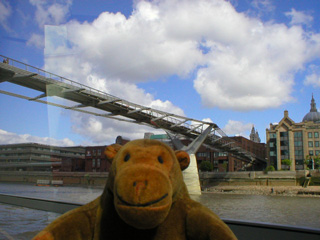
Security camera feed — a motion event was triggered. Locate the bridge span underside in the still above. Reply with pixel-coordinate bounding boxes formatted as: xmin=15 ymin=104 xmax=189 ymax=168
xmin=0 ymin=56 xmax=266 ymax=167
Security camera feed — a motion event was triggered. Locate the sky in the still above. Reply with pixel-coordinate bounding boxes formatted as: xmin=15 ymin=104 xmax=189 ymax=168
xmin=1 ymin=0 xmax=320 ymax=147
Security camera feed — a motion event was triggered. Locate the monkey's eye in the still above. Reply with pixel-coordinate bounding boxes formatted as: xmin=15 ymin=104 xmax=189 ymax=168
xmin=158 ymin=156 xmax=164 ymax=164
xmin=124 ymin=154 xmax=130 ymax=162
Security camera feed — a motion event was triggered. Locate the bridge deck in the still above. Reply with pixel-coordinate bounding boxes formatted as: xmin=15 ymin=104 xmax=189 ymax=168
xmin=0 ymin=55 xmax=266 ymax=164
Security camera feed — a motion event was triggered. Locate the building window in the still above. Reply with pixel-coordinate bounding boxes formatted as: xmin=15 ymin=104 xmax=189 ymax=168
xmin=294 ymin=132 xmax=302 ymax=138
xmin=269 ymin=133 xmax=276 ymax=139
xmin=280 ymin=140 xmax=289 ymax=146
xmin=309 ymin=150 xmax=314 ymax=156
xmin=308 ymin=132 xmax=313 ymax=138
xmin=280 ymin=132 xmax=288 ymax=140
xmin=92 ymin=159 xmax=95 ymax=168
xmin=97 ymin=158 xmax=101 ymax=168
xmin=315 ymin=141 xmax=319 ymax=147
xmin=86 ymin=151 xmax=91 ymax=156
xmin=308 ymin=141 xmax=313 ymax=147
xmin=98 ymin=149 xmax=101 ymax=155
xmin=296 ymin=160 xmax=304 ymax=166
xmin=214 ymin=152 xmax=227 ymax=157
xmin=316 ymin=150 xmax=320 ymax=156
xmin=93 ymin=150 xmax=96 ymax=156
xmin=197 ymin=152 xmax=208 ymax=157
xmin=315 ymin=132 xmax=319 ymax=138
xmin=270 ymin=151 xmax=276 ymax=156
xmin=294 ymin=141 xmax=302 ymax=146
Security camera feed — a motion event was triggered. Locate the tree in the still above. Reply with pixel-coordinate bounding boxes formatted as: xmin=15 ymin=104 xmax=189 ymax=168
xmin=281 ymin=159 xmax=291 ymax=170
xmin=264 ymin=165 xmax=275 ymax=173
xmin=222 ymin=162 xmax=228 ymax=172
xmin=199 ymin=161 xmax=213 ymax=172
xmin=305 ymin=155 xmax=320 ymax=170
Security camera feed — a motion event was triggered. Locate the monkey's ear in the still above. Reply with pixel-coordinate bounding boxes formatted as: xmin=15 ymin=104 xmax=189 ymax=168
xmin=105 ymin=144 xmax=122 ymax=163
xmin=175 ymin=150 xmax=190 ymax=171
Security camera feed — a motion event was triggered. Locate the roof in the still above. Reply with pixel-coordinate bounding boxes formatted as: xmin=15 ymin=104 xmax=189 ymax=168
xmin=303 ymin=95 xmax=320 ymax=123
xmin=150 ymin=134 xmax=169 ymax=140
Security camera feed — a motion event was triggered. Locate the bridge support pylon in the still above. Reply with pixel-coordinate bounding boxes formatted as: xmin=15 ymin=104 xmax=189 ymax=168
xmin=182 ymin=154 xmax=202 ymax=195
xmin=167 ymin=124 xmax=214 ymax=195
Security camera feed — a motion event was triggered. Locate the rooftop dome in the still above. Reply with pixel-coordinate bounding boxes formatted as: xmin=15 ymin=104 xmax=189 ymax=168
xmin=302 ymin=95 xmax=320 ymax=122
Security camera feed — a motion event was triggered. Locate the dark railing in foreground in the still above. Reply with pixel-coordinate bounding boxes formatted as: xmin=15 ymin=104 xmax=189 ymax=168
xmin=0 ymin=193 xmax=82 ymax=214
xmin=0 ymin=194 xmax=319 ymax=240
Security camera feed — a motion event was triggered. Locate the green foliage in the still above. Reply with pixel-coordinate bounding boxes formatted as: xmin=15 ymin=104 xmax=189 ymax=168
xmin=281 ymin=159 xmax=291 ymax=166
xmin=264 ymin=165 xmax=275 ymax=173
xmin=311 ymin=177 xmax=320 ymax=186
xmin=299 ymin=176 xmax=306 ymax=186
xmin=299 ymin=176 xmax=320 ymax=186
xmin=199 ymin=161 xmax=213 ymax=172
xmin=222 ymin=162 xmax=228 ymax=171
xmin=281 ymin=159 xmax=291 ymax=170
xmin=305 ymin=155 xmax=320 ymax=169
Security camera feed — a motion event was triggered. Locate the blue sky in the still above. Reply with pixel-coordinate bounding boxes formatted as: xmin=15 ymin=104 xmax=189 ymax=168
xmin=1 ymin=0 xmax=320 ymax=146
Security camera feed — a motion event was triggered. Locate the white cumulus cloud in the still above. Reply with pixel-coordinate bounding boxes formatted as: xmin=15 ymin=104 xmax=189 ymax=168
xmin=222 ymin=120 xmax=252 ymax=137
xmin=285 ymin=8 xmax=313 ymax=26
xmin=0 ymin=0 xmax=11 ymax=31
xmin=0 ymin=129 xmax=75 ymax=146
xmin=70 ymin=113 xmax=164 ymax=145
xmin=27 ymin=33 xmax=44 ymax=49
xmin=44 ymin=0 xmax=320 ymax=113
xmin=304 ymin=65 xmax=320 ymax=88
xmin=29 ymin=0 xmax=72 ymax=28
xmin=40 ymin=0 xmax=320 ymax=143
xmin=189 ymin=2 xmax=318 ymax=111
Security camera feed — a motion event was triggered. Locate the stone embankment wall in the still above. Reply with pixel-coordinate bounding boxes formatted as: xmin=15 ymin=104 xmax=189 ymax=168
xmin=199 ymin=170 xmax=320 ymax=187
xmin=0 ymin=171 xmax=109 ymax=186
xmin=0 ymin=170 xmax=319 ymax=187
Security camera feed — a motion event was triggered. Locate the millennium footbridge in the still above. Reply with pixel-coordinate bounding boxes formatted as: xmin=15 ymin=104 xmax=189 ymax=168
xmin=0 ymin=55 xmax=265 ymax=166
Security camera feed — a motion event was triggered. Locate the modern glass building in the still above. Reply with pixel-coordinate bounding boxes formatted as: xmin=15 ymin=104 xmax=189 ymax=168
xmin=0 ymin=143 xmax=85 ymax=171
xmin=266 ymin=95 xmax=320 ymax=170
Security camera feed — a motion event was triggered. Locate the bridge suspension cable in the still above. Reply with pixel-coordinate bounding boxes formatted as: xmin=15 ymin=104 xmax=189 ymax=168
xmin=0 ymin=55 xmax=265 ymax=164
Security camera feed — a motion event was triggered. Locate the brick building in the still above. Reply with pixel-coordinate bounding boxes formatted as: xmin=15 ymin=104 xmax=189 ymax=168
xmin=85 ymin=146 xmax=110 ymax=172
xmin=230 ymin=136 xmax=266 ymax=171
xmin=115 ymin=136 xmax=130 ymax=145
xmin=81 ymin=133 xmax=266 ymax=173
xmin=84 ymin=136 xmax=130 ymax=172
xmin=60 ymin=157 xmax=85 ymax=172
xmin=181 ymin=136 xmax=266 ymax=172
xmin=195 ymin=144 xmax=246 ymax=172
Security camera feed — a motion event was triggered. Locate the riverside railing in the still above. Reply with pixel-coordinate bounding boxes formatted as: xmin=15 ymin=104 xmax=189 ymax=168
xmin=0 ymin=193 xmax=319 ymax=240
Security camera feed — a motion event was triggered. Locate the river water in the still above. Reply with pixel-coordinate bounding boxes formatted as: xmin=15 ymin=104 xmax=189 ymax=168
xmin=0 ymin=182 xmax=319 ymax=239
